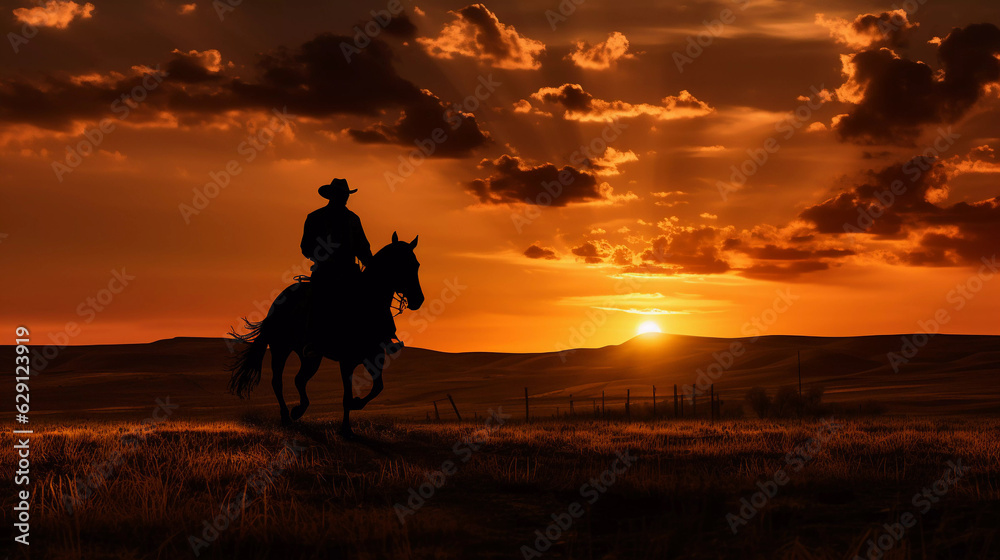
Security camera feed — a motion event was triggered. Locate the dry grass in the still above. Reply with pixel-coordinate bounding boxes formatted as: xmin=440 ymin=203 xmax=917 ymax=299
xmin=3 ymin=416 xmax=999 ymax=559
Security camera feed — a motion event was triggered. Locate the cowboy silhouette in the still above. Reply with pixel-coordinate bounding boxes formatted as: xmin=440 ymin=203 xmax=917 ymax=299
xmin=301 ymin=178 xmax=403 ymax=357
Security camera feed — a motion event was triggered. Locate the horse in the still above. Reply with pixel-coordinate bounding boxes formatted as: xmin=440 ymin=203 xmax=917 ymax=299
xmin=226 ymin=232 xmax=424 ymax=436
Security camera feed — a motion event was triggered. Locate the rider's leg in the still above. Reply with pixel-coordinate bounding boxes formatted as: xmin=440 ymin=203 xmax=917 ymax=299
xmin=382 ymin=308 xmax=404 ymax=355
xmin=303 ymin=273 xmax=332 ymax=358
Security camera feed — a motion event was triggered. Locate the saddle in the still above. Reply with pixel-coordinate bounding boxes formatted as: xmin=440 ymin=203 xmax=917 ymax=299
xmin=297 ymin=272 xmax=390 ymax=357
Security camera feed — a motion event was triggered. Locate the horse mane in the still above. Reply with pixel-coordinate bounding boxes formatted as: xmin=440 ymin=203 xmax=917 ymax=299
xmin=366 ymin=241 xmax=412 ymax=272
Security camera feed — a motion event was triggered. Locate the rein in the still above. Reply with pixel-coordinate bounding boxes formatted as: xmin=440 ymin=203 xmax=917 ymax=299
xmin=391 ymin=293 xmax=408 ymax=317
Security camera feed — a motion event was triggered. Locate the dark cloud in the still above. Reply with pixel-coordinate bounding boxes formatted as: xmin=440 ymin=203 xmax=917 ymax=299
xmin=736 ymin=244 xmax=855 ymax=260
xmin=225 ymin=34 xmax=425 ymax=117
xmin=852 ymin=11 xmax=917 ymax=48
xmin=347 ymin=90 xmax=491 ymax=157
xmin=800 ymin=156 xmax=946 ymax=237
xmin=818 ymin=10 xmax=919 ymax=49
xmin=639 ymin=227 xmax=730 ymax=275
xmin=531 ymin=83 xmax=712 ymax=121
xmin=468 ymin=155 xmax=602 ymax=205
xmin=524 ymin=244 xmax=558 ymax=260
xmin=532 ymin=83 xmax=593 ymax=112
xmin=0 ymin=33 xmax=490 ymax=156
xmin=740 ymin=261 xmax=830 ymax=280
xmin=163 ymin=49 xmax=227 ymax=84
xmin=801 ymin=156 xmax=1000 ymax=266
xmin=906 ymin=197 xmax=1000 ymax=266
xmin=571 ymin=242 xmax=604 ymax=263
xmin=835 ymin=23 xmax=1000 ymax=144
xmin=382 ymin=12 xmax=418 ymax=39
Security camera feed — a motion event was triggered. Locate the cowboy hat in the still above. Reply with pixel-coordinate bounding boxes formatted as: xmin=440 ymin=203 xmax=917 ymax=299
xmin=318 ymin=178 xmax=357 ymax=199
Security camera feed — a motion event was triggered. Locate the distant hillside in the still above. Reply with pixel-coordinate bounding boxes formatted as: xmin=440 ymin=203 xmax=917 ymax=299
xmin=4 ymin=333 xmax=999 ymax=422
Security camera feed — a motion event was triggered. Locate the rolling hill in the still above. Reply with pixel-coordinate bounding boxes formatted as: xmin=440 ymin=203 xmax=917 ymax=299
xmin=6 ymin=333 xmax=999 ymax=422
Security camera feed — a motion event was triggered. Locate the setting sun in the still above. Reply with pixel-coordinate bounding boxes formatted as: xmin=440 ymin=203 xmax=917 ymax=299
xmin=637 ymin=321 xmax=662 ymax=336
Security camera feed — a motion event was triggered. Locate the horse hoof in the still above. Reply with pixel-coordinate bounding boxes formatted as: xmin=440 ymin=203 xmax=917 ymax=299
xmin=280 ymin=415 xmax=292 ymax=427
xmin=290 ymin=405 xmax=307 ymax=421
xmin=338 ymin=425 xmax=355 ymax=439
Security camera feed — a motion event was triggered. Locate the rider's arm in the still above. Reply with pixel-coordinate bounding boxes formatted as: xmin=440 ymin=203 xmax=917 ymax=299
xmin=300 ymin=215 xmax=319 ymax=260
xmin=353 ymin=216 xmax=373 ymax=266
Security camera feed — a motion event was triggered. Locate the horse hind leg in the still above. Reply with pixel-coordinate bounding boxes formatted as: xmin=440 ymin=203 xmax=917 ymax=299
xmin=290 ymin=352 xmax=322 ymax=421
xmin=339 ymin=361 xmax=360 ymax=437
xmin=271 ymin=347 xmax=292 ymax=425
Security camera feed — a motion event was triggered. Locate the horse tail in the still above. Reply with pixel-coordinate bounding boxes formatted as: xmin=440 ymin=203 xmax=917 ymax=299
xmin=227 ymin=317 xmax=269 ymax=398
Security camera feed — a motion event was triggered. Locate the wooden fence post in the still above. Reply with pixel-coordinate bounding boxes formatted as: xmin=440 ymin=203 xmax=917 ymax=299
xmin=626 ymin=389 xmax=631 ymax=420
xmin=593 ymin=398 xmax=597 ymax=418
xmin=570 ymin=394 xmax=574 ymax=416
xmin=710 ymin=384 xmax=715 ymax=422
xmin=652 ymin=385 xmax=656 ymax=418
xmin=674 ymin=384 xmax=678 ymax=418
xmin=433 ymin=401 xmax=440 ymax=421
xmin=524 ymin=387 xmax=530 ymax=423
xmin=680 ymin=391 xmax=684 ymax=418
xmin=797 ymin=350 xmax=802 ymax=398
xmin=602 ymin=391 xmax=606 ymax=422
xmin=447 ymin=393 xmax=462 ymax=421
xmin=692 ymin=388 xmax=697 ymax=418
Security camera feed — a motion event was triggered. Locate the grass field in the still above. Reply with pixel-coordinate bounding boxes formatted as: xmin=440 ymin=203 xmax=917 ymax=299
xmin=3 ymin=415 xmax=999 ymax=559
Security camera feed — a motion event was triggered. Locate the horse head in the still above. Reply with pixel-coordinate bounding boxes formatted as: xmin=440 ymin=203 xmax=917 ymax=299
xmin=371 ymin=231 xmax=424 ymax=310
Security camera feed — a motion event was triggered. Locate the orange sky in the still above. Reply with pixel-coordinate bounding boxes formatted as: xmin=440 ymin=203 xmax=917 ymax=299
xmin=2 ymin=0 xmax=1000 ymax=353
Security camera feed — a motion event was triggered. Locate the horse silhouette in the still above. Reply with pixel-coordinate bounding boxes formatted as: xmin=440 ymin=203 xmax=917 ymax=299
xmin=227 ymin=232 xmax=423 ymax=436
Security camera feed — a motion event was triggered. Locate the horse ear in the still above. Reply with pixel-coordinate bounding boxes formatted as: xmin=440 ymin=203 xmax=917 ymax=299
xmin=392 ymin=231 xmax=399 ymax=243
xmin=410 ymin=235 xmax=419 ymax=249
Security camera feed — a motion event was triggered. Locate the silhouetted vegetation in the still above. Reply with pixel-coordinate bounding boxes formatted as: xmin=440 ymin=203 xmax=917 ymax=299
xmin=743 ymin=385 xmax=828 ymax=418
